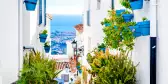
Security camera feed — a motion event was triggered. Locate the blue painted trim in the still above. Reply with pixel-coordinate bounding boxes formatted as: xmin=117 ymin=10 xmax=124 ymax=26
xmin=44 ymin=0 xmax=46 ymax=26
xmin=39 ymin=0 xmax=42 ymax=25
xmin=122 ymin=14 xmax=134 ymax=22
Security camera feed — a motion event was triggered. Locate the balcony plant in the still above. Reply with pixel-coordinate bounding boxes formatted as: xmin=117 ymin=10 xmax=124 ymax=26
xmin=24 ymin=0 xmax=37 ymax=11
xmin=39 ymin=29 xmax=48 ymax=43
xmin=17 ymin=51 xmax=61 ymax=84
xmin=44 ymin=41 xmax=50 ymax=53
xmin=137 ymin=17 xmax=150 ymax=36
xmin=130 ymin=0 xmax=143 ymax=10
xmin=87 ymin=49 xmax=138 ymax=84
xmin=122 ymin=10 xmax=134 ymax=22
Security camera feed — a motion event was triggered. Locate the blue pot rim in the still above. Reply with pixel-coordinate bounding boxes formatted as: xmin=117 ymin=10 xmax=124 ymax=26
xmin=137 ymin=21 xmax=150 ymax=25
xmin=25 ymin=0 xmax=37 ymax=3
xmin=44 ymin=46 xmax=50 ymax=48
xmin=39 ymin=34 xmax=47 ymax=37
xmin=122 ymin=14 xmax=133 ymax=17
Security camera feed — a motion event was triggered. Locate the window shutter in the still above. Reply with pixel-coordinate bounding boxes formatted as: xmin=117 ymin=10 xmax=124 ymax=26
xmin=112 ymin=0 xmax=114 ymax=9
xmin=39 ymin=0 xmax=42 ymax=25
xmin=44 ymin=0 xmax=46 ymax=26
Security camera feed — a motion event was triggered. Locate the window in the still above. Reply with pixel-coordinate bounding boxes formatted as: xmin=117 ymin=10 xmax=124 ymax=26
xmin=111 ymin=0 xmax=114 ymax=9
xmin=97 ymin=0 xmax=101 ymax=10
xmin=87 ymin=10 xmax=90 ymax=26
xmin=44 ymin=0 xmax=46 ymax=26
xmin=39 ymin=0 xmax=42 ymax=25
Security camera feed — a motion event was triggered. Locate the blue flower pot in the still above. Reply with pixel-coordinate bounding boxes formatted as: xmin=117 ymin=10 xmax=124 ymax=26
xmin=129 ymin=26 xmax=142 ymax=38
xmin=137 ymin=21 xmax=150 ymax=36
xmin=100 ymin=48 xmax=105 ymax=52
xmin=78 ymin=70 xmax=82 ymax=74
xmin=39 ymin=34 xmax=47 ymax=43
xmin=104 ymin=23 xmax=110 ymax=27
xmin=76 ymin=66 xmax=80 ymax=69
xmin=116 ymin=9 xmax=125 ymax=16
xmin=122 ymin=14 xmax=134 ymax=22
xmin=130 ymin=0 xmax=143 ymax=10
xmin=24 ymin=0 xmax=37 ymax=11
xmin=44 ymin=46 xmax=50 ymax=53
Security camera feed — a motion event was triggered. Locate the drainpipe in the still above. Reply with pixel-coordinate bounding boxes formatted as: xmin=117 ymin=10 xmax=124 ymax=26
xmin=150 ymin=0 xmax=158 ymax=83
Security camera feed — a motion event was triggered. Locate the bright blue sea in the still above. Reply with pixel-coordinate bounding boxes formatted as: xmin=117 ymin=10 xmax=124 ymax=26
xmin=50 ymin=14 xmax=82 ymax=55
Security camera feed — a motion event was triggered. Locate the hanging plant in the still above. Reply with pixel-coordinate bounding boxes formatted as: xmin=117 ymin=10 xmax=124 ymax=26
xmin=44 ymin=41 xmax=50 ymax=53
xmin=120 ymin=0 xmax=132 ymax=10
xmin=39 ymin=29 xmax=48 ymax=43
xmin=102 ymin=10 xmax=135 ymax=52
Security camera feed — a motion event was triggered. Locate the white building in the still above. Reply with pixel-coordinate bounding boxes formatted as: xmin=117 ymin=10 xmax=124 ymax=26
xmin=0 ymin=0 xmax=51 ymax=83
xmin=83 ymin=0 xmax=168 ymax=84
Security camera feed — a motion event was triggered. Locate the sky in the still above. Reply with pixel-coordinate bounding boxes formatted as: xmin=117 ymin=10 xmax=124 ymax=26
xmin=47 ymin=0 xmax=84 ymax=14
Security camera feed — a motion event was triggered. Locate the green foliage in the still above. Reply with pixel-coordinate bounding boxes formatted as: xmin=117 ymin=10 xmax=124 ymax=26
xmin=142 ymin=17 xmax=148 ymax=21
xmin=44 ymin=41 xmax=50 ymax=47
xmin=122 ymin=10 xmax=131 ymax=14
xmin=17 ymin=51 xmax=61 ymax=84
xmin=101 ymin=18 xmax=110 ymax=25
xmin=87 ymin=49 xmax=138 ymax=84
xmin=102 ymin=10 xmax=135 ymax=51
xmin=120 ymin=0 xmax=132 ymax=10
xmin=41 ymin=29 xmax=48 ymax=34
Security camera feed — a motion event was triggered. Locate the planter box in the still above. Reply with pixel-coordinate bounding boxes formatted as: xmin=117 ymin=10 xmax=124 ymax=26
xmin=130 ymin=0 xmax=143 ymax=10
xmin=44 ymin=46 xmax=50 ymax=53
xmin=122 ymin=14 xmax=134 ymax=22
xmin=137 ymin=21 xmax=150 ymax=36
xmin=24 ymin=0 xmax=37 ymax=11
xmin=39 ymin=34 xmax=47 ymax=43
xmin=116 ymin=9 xmax=125 ymax=16
xmin=129 ymin=26 xmax=141 ymax=37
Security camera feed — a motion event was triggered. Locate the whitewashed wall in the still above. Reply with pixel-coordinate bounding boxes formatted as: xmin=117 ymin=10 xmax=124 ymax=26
xmin=83 ymin=0 xmax=151 ymax=84
xmin=0 ymin=0 xmax=19 ymax=83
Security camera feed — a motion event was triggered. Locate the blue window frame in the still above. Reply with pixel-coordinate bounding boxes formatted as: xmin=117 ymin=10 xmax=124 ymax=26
xmin=44 ymin=0 xmax=46 ymax=26
xmin=39 ymin=0 xmax=42 ymax=25
xmin=87 ymin=10 xmax=90 ymax=26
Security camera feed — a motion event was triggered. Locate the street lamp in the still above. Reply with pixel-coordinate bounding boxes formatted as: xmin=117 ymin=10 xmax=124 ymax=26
xmin=71 ymin=40 xmax=78 ymax=76
xmin=71 ymin=40 xmax=77 ymax=55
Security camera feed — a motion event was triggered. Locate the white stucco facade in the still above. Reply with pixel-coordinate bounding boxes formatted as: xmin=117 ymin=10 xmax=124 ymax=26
xmin=82 ymin=0 xmax=163 ymax=84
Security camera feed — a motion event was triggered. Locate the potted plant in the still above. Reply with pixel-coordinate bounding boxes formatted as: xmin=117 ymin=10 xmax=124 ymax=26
xmin=101 ymin=18 xmax=110 ymax=27
xmin=76 ymin=62 xmax=82 ymax=74
xmin=120 ymin=0 xmax=132 ymax=10
xmin=122 ymin=10 xmax=134 ymax=22
xmin=128 ymin=22 xmax=141 ymax=37
xmin=130 ymin=0 xmax=143 ymax=10
xmin=98 ymin=43 xmax=106 ymax=52
xmin=24 ymin=0 xmax=38 ymax=11
xmin=39 ymin=29 xmax=48 ymax=43
xmin=44 ymin=41 xmax=50 ymax=53
xmin=137 ymin=17 xmax=150 ymax=36
xmin=116 ymin=9 xmax=125 ymax=16
xmin=87 ymin=50 xmax=138 ymax=84
xmin=17 ymin=51 xmax=61 ymax=84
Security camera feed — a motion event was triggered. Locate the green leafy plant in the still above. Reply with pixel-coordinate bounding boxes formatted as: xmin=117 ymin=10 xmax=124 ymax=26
xmin=142 ymin=17 xmax=148 ymax=21
xmin=101 ymin=18 xmax=110 ymax=25
xmin=17 ymin=51 xmax=61 ymax=84
xmin=41 ymin=29 xmax=48 ymax=34
xmin=122 ymin=10 xmax=131 ymax=14
xmin=102 ymin=10 xmax=135 ymax=51
xmin=87 ymin=49 xmax=138 ymax=84
xmin=98 ymin=43 xmax=106 ymax=49
xmin=120 ymin=0 xmax=132 ymax=10
xmin=44 ymin=41 xmax=50 ymax=47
